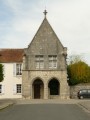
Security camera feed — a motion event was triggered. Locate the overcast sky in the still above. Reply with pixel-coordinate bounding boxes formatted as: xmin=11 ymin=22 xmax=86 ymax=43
xmin=0 ymin=0 xmax=90 ymax=65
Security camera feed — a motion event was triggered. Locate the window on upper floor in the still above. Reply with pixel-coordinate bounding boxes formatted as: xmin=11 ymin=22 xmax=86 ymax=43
xmin=48 ymin=55 xmax=57 ymax=69
xmin=13 ymin=63 xmax=22 ymax=76
xmin=35 ymin=55 xmax=44 ymax=69
xmin=16 ymin=64 xmax=22 ymax=75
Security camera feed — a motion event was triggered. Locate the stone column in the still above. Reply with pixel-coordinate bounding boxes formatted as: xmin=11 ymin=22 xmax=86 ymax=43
xmin=30 ymin=84 xmax=32 ymax=99
xmin=44 ymin=83 xmax=48 ymax=99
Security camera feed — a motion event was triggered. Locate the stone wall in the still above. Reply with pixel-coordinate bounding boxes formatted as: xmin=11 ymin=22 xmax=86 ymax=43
xmin=22 ymin=17 xmax=69 ymax=100
xmin=70 ymin=83 xmax=90 ymax=98
xmin=22 ymin=70 xmax=69 ymax=99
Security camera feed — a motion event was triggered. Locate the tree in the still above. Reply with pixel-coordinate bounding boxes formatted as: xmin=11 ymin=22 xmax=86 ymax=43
xmin=67 ymin=54 xmax=83 ymax=65
xmin=67 ymin=55 xmax=90 ymax=85
xmin=0 ymin=64 xmax=4 ymax=82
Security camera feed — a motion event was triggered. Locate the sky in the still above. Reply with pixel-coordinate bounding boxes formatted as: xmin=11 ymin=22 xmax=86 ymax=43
xmin=0 ymin=0 xmax=90 ymax=65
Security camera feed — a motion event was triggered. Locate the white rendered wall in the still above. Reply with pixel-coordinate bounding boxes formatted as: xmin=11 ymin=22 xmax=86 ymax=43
xmin=0 ymin=63 xmax=22 ymax=99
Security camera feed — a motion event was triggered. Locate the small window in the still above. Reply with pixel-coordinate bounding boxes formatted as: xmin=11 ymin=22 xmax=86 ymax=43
xmin=0 ymin=85 xmax=4 ymax=94
xmin=48 ymin=55 xmax=57 ymax=69
xmin=35 ymin=55 xmax=44 ymax=69
xmin=13 ymin=63 xmax=22 ymax=76
xmin=16 ymin=84 xmax=22 ymax=93
xmin=88 ymin=90 xmax=90 ymax=93
xmin=16 ymin=63 xmax=22 ymax=75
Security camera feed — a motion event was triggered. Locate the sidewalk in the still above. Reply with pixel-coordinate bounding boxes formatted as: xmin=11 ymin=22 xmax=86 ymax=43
xmin=16 ymin=99 xmax=79 ymax=104
xmin=0 ymin=99 xmax=15 ymax=110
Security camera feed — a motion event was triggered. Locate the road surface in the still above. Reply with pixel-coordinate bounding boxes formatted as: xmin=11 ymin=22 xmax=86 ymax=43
xmin=0 ymin=104 xmax=90 ymax=120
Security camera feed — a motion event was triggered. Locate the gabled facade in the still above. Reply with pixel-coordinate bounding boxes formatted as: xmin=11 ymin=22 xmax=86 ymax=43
xmin=22 ymin=14 xmax=69 ymax=99
xmin=0 ymin=11 xmax=69 ymax=99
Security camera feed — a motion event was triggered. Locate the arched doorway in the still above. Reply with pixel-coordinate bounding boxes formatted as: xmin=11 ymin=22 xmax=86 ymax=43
xmin=48 ymin=78 xmax=60 ymax=98
xmin=33 ymin=79 xmax=44 ymax=99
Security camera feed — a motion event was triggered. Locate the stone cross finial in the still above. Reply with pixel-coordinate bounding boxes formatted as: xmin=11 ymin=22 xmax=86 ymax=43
xmin=43 ymin=9 xmax=47 ymax=17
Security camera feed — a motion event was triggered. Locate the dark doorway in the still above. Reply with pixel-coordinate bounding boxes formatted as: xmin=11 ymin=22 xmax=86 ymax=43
xmin=34 ymin=84 xmax=40 ymax=98
xmin=48 ymin=78 xmax=60 ymax=95
xmin=33 ymin=79 xmax=44 ymax=99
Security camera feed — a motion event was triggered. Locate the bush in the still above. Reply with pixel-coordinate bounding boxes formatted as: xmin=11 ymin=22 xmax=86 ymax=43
xmin=67 ymin=61 xmax=90 ymax=86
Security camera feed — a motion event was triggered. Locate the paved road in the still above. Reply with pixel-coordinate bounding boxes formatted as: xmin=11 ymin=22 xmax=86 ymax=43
xmin=0 ymin=104 xmax=90 ymax=120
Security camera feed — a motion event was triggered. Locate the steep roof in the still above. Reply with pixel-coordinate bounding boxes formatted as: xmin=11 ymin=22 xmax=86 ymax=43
xmin=0 ymin=49 xmax=24 ymax=63
xmin=28 ymin=17 xmax=64 ymax=48
xmin=27 ymin=16 xmax=64 ymax=56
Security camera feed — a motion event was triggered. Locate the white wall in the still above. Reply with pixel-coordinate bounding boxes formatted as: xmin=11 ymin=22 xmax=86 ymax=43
xmin=0 ymin=63 xmax=22 ymax=99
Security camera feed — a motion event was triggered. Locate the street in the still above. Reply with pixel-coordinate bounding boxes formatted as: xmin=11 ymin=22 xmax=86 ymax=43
xmin=0 ymin=104 xmax=90 ymax=120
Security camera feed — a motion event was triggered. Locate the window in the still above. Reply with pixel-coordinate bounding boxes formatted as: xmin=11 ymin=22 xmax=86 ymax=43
xmin=82 ymin=90 xmax=87 ymax=93
xmin=35 ymin=55 xmax=44 ymax=69
xmin=13 ymin=84 xmax=22 ymax=94
xmin=16 ymin=84 xmax=22 ymax=93
xmin=0 ymin=85 xmax=4 ymax=94
xmin=16 ymin=64 xmax=22 ymax=75
xmin=0 ymin=85 xmax=2 ymax=93
xmin=13 ymin=63 xmax=22 ymax=76
xmin=49 ymin=55 xmax=57 ymax=69
xmin=88 ymin=90 xmax=90 ymax=93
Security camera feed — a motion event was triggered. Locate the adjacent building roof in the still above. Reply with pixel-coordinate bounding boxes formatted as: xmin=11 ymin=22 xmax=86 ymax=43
xmin=0 ymin=49 xmax=24 ymax=63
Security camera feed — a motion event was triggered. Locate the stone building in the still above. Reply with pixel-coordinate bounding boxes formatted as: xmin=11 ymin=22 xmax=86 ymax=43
xmin=22 ymin=10 xmax=69 ymax=99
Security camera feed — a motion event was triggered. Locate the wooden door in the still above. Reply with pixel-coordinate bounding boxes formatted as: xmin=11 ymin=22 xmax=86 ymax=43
xmin=34 ymin=84 xmax=40 ymax=99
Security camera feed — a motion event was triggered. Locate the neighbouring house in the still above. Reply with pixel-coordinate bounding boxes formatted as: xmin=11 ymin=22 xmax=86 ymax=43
xmin=0 ymin=10 xmax=69 ymax=99
xmin=0 ymin=49 xmax=23 ymax=98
